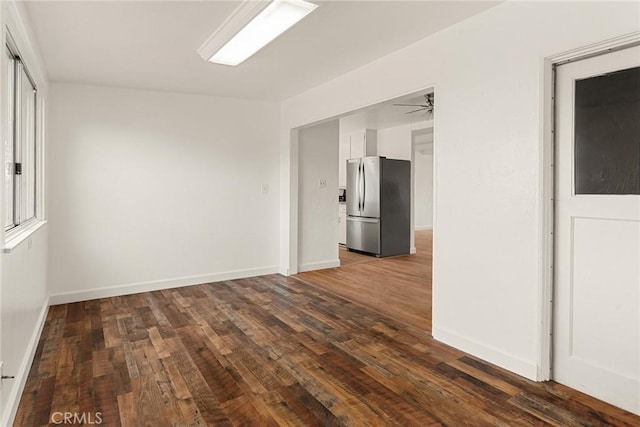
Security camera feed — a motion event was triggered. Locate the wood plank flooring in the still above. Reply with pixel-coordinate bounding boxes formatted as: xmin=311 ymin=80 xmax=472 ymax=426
xmin=14 ymin=270 xmax=638 ymax=425
xmin=299 ymin=230 xmax=432 ymax=331
xmin=336 ymin=245 xmax=378 ymax=267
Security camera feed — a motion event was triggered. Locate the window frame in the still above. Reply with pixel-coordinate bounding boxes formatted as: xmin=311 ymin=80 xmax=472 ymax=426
xmin=5 ymin=33 xmax=39 ymax=237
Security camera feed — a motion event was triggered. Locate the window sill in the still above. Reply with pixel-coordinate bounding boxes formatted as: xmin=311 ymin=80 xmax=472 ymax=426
xmin=3 ymin=220 xmax=47 ymax=253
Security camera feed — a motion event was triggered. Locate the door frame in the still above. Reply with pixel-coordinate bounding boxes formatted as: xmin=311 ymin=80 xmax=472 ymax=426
xmin=411 ymin=125 xmax=434 ymax=243
xmin=539 ymin=32 xmax=640 ymax=381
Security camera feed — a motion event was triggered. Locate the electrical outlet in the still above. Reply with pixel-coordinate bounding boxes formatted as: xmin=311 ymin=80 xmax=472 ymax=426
xmin=318 ymin=178 xmax=327 ymax=188
xmin=261 ymin=184 xmax=269 ymax=195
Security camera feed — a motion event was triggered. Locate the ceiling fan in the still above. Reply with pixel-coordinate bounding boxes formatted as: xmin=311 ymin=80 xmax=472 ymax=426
xmin=393 ymin=93 xmax=434 ymax=114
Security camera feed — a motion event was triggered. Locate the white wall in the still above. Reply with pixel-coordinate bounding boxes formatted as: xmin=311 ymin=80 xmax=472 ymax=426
xmin=297 ymin=120 xmax=339 ymax=271
xmin=48 ymin=83 xmax=281 ymax=302
xmin=414 ymin=144 xmax=433 ymax=229
xmin=377 ymin=124 xmax=412 ymax=160
xmin=0 ymin=227 xmax=48 ymax=424
xmin=338 ymin=112 xmax=376 ymax=135
xmin=0 ymin=1 xmax=50 ymax=425
xmin=280 ymin=1 xmax=640 ymax=381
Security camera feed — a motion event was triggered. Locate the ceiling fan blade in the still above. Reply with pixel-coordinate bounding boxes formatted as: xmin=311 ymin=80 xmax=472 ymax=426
xmin=404 ymin=108 xmax=427 ymax=114
xmin=393 ymin=103 xmax=425 ymax=107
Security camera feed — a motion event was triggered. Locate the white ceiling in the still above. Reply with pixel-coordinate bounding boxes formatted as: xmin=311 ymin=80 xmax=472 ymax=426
xmin=24 ymin=1 xmax=501 ymax=101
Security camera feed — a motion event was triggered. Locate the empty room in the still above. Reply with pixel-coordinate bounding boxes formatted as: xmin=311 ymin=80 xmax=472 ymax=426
xmin=0 ymin=0 xmax=638 ymax=425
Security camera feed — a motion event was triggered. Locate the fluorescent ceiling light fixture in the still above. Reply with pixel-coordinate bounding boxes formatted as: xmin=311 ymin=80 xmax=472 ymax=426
xmin=198 ymin=0 xmax=317 ymax=66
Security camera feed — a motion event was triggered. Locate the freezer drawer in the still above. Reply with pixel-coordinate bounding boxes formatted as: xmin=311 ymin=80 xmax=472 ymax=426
xmin=346 ymin=216 xmax=380 ymax=255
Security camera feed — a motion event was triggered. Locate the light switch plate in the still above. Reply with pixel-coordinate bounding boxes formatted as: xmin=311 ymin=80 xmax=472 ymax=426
xmin=261 ymin=184 xmax=269 ymax=194
xmin=318 ymin=178 xmax=327 ymax=188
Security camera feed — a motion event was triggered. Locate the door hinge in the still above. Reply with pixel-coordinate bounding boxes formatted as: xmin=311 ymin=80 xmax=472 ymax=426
xmin=14 ymin=163 xmax=21 ymax=175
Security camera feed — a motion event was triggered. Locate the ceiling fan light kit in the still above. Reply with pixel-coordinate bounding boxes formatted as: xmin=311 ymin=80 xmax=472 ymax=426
xmin=198 ymin=0 xmax=318 ymax=66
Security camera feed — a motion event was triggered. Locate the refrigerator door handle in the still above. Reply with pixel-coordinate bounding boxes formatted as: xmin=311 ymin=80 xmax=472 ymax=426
xmin=356 ymin=162 xmax=360 ymax=211
xmin=357 ymin=161 xmax=363 ymax=212
xmin=362 ymin=160 xmax=367 ymax=215
xmin=359 ymin=162 xmax=365 ymax=213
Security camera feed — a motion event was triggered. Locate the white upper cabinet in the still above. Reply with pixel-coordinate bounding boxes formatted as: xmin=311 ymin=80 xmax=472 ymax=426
xmin=338 ymin=129 xmax=377 ymax=188
xmin=349 ymin=129 xmax=377 ymax=159
xmin=350 ymin=132 xmax=365 ymax=158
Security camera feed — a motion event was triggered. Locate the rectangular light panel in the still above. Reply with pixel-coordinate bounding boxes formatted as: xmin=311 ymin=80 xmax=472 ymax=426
xmin=208 ymin=0 xmax=317 ymax=66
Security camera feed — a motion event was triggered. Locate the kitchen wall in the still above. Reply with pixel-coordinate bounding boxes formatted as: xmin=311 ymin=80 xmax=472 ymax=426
xmin=0 ymin=1 xmax=49 ymax=425
xmin=280 ymin=1 xmax=640 ymax=381
xmin=297 ymin=120 xmax=340 ymax=271
xmin=338 ymin=113 xmax=376 ymax=135
xmin=376 ymin=124 xmax=412 ymax=160
xmin=48 ymin=83 xmax=281 ymax=302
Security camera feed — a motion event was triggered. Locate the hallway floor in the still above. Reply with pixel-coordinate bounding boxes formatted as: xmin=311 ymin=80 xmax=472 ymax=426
xmin=298 ymin=230 xmax=432 ymax=331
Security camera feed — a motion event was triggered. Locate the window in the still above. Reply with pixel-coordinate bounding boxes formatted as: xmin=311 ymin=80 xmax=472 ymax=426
xmin=5 ymin=41 xmax=38 ymax=232
xmin=574 ymin=66 xmax=640 ymax=195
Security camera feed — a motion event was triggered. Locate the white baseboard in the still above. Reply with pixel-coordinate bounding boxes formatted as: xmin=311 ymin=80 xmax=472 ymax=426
xmin=298 ymin=259 xmax=340 ymax=273
xmin=433 ymin=326 xmax=538 ymax=381
xmin=415 ymin=226 xmax=433 ymax=230
xmin=410 ymin=247 xmax=417 ymax=254
xmin=49 ymin=266 xmax=279 ymax=305
xmin=2 ymin=298 xmax=50 ymax=427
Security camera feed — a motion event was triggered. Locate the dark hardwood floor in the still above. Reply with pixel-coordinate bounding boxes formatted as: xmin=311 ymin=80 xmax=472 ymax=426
xmin=14 ymin=265 xmax=638 ymax=425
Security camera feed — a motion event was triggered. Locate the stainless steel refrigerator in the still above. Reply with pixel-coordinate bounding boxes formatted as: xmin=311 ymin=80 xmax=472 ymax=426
xmin=346 ymin=156 xmax=410 ymax=257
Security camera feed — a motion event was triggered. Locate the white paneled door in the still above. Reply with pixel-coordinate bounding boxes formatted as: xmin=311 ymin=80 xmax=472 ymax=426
xmin=554 ymin=46 xmax=640 ymax=415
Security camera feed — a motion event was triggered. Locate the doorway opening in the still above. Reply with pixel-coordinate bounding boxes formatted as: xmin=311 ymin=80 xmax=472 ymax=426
xmin=294 ymin=87 xmax=436 ymax=333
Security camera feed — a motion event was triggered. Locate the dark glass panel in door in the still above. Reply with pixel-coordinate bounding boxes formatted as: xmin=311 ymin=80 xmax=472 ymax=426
xmin=574 ymin=66 xmax=640 ymax=194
